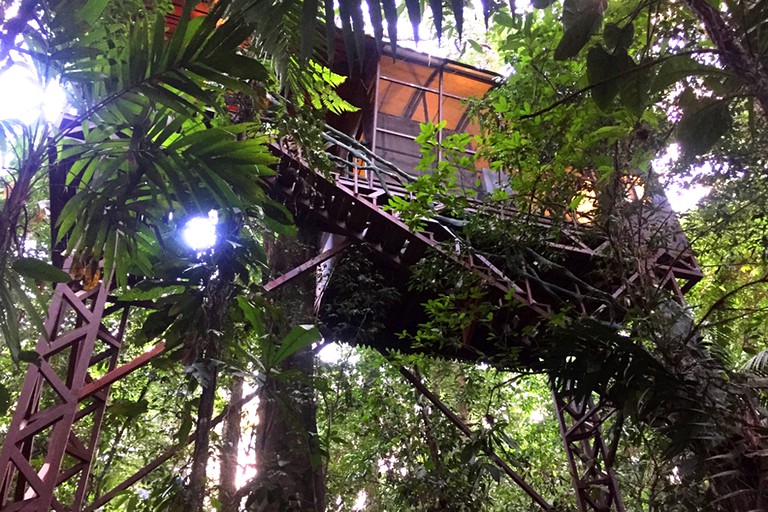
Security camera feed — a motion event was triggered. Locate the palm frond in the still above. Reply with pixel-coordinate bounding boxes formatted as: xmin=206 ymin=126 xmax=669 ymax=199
xmin=56 ymin=98 xmax=275 ymax=283
xmin=742 ymin=348 xmax=768 ymax=376
xmin=58 ymin=4 xmax=268 ymax=125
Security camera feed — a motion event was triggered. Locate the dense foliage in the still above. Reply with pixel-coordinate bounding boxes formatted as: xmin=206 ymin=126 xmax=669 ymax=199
xmin=0 ymin=0 xmax=768 ymax=510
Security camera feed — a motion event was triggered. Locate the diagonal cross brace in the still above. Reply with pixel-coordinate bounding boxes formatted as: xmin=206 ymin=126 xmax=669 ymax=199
xmin=553 ymin=389 xmax=625 ymax=512
xmin=264 ymin=239 xmax=351 ymax=292
xmin=398 ymin=365 xmax=552 ymax=511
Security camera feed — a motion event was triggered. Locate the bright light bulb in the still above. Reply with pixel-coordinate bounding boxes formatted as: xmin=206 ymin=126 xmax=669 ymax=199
xmin=181 ymin=211 xmax=218 ymax=251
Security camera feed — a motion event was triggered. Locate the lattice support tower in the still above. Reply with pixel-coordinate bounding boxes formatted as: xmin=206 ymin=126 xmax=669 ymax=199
xmin=0 ymin=279 xmax=132 ymax=511
xmin=554 ymin=391 xmax=625 ymax=512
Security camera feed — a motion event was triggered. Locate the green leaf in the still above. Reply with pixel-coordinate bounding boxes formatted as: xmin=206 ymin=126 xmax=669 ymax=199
xmin=569 ymin=194 xmax=585 ymax=210
xmin=480 ymin=0 xmax=492 ymax=27
xmin=208 ymin=54 xmax=269 ymax=81
xmin=486 ymin=463 xmax=501 ymax=482
xmin=76 ymin=0 xmax=111 ymax=26
xmin=603 ymin=22 xmax=633 ymax=52
xmin=301 ymin=0 xmax=319 ymax=63
xmin=263 ymin=201 xmax=296 ymax=234
xmin=339 ymin=0 xmax=358 ymax=71
xmin=651 ymin=55 xmax=725 ymax=95
xmin=429 ymin=0 xmax=443 ymax=40
xmin=366 ymin=0 xmax=385 ymax=53
xmin=119 ymin=284 xmax=187 ymax=301
xmin=177 ymin=403 xmax=194 ymax=444
xmin=468 ymin=39 xmax=484 ymax=52
xmin=0 ymin=280 xmax=20 ymax=361
xmin=14 ymin=276 xmax=48 ymax=341
xmin=554 ymin=0 xmax=606 ymax=60
xmin=12 ymin=258 xmax=71 ymax=283
xmin=492 ymin=95 xmax=509 ymax=113
xmin=616 ymin=51 xmax=650 ymax=117
xmin=586 ymin=46 xmax=620 ymax=109
xmin=141 ymin=310 xmax=173 ymax=341
xmin=237 ymin=296 xmax=263 ymax=333
xmin=677 ymin=99 xmax=732 ymax=158
xmin=585 ymin=125 xmax=627 ymax=144
xmin=451 ymin=0 xmax=463 ymax=39
xmin=267 ymin=325 xmax=322 ymax=368
xmin=381 ymin=0 xmax=399 ymax=54
xmin=108 ymin=398 xmax=149 ymax=418
xmin=337 ymin=0 xmax=366 ymax=67
xmin=404 ymin=0 xmax=421 ymax=42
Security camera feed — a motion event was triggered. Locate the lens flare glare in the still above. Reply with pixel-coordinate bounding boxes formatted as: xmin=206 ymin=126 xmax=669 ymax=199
xmin=181 ymin=213 xmax=218 ymax=251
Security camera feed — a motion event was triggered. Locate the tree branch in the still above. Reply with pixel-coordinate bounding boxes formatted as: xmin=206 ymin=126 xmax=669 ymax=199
xmin=691 ymin=274 xmax=768 ymax=337
xmin=682 ymin=0 xmax=768 ymax=113
xmin=517 ymin=49 xmax=724 ymax=121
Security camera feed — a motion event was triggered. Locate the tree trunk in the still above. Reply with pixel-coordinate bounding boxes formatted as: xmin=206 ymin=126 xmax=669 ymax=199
xmin=246 ymin=229 xmax=326 ymax=511
xmin=187 ymin=361 xmax=219 ymax=512
xmin=0 ymin=162 xmax=36 ymax=268
xmin=220 ymin=375 xmax=244 ymax=512
xmin=683 ymin=0 xmax=768 ymax=114
xmin=413 ymin=367 xmax=448 ymax=510
xmin=646 ymin=299 xmax=768 ymax=509
xmin=613 ymin=197 xmax=768 ymax=508
xmin=187 ymin=263 xmax=232 ymax=511
xmin=252 ymin=346 xmax=325 ymax=511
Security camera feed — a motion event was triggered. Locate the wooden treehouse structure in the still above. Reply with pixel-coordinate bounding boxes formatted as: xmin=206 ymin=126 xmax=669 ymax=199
xmin=0 ymin=16 xmax=702 ymax=512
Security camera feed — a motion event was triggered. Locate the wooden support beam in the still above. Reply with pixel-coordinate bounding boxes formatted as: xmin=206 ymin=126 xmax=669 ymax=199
xmin=264 ymin=239 xmax=351 ymax=292
xmin=78 ymin=343 xmax=166 ymax=401
xmin=398 ymin=366 xmax=552 ymax=511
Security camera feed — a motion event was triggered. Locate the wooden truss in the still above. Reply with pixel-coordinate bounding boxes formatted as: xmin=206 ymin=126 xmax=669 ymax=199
xmin=0 ymin=281 xmax=129 ymax=511
xmin=554 ymin=393 xmax=625 ymax=512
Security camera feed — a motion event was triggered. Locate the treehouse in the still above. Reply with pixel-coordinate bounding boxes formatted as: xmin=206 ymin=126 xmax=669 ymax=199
xmin=328 ymin=39 xmax=496 ymax=191
xmin=267 ymin=38 xmax=705 ymax=358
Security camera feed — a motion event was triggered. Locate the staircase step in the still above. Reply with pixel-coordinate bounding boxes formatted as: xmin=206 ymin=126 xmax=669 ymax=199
xmin=327 ymin=193 xmax=352 ymax=225
xmin=401 ymin=238 xmax=428 ymax=265
xmin=346 ymin=204 xmax=371 ymax=234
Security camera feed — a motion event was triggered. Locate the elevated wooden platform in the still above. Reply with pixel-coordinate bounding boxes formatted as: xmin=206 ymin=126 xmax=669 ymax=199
xmin=268 ymin=136 xmax=703 ymax=362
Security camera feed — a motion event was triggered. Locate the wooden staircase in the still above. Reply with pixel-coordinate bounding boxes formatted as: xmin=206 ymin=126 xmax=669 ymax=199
xmin=268 ymin=137 xmax=702 ymax=351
